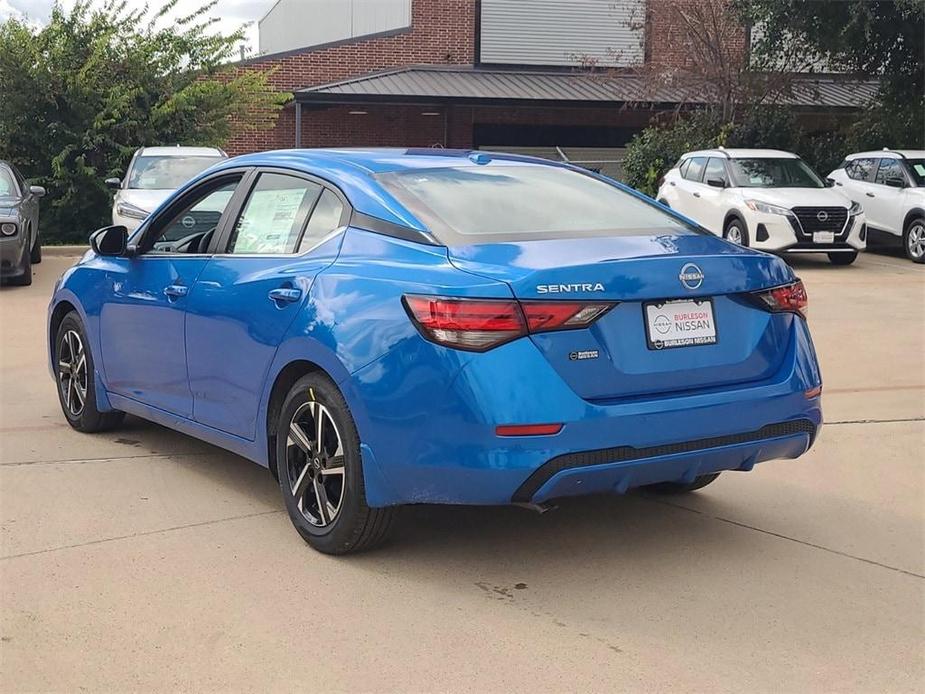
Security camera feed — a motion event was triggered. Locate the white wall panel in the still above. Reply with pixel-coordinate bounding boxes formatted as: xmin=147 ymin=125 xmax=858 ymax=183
xmin=259 ymin=0 xmax=411 ymax=56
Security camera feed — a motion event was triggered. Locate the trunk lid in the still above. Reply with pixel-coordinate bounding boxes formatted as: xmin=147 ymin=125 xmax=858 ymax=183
xmin=448 ymin=233 xmax=797 ymax=400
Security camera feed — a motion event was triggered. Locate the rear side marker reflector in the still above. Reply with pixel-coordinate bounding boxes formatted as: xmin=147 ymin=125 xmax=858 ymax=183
xmin=805 ymin=385 xmax=822 ymax=398
xmin=496 ymin=424 xmax=563 ymax=437
xmin=403 ymin=295 xmax=614 ymax=352
xmin=750 ymin=279 xmax=808 ymax=318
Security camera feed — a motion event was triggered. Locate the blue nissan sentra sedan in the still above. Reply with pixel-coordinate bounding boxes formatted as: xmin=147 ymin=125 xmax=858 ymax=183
xmin=48 ymin=149 xmax=822 ymax=554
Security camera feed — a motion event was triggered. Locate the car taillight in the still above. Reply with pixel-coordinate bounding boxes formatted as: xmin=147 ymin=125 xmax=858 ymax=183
xmin=402 ymin=296 xmax=614 ymax=352
xmin=751 ymin=280 xmax=808 ymax=317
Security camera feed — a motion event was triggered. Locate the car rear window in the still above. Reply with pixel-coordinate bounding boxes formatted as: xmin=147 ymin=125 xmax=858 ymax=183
xmin=377 ymin=164 xmax=698 ymax=244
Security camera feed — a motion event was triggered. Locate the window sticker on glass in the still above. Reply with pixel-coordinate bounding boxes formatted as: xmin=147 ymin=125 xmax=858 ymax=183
xmin=915 ymin=164 xmax=925 ymax=177
xmin=229 ymin=173 xmax=321 ymax=255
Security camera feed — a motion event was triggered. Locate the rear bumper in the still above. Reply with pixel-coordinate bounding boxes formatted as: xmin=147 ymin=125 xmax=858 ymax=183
xmin=516 ymin=419 xmax=816 ymax=503
xmin=349 ymin=315 xmax=823 ymax=507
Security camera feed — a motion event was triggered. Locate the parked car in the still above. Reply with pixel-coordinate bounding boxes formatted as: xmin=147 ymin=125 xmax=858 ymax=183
xmin=657 ymin=148 xmax=866 ymax=265
xmin=106 ymin=146 xmax=227 ymax=232
xmin=827 ymin=149 xmax=925 ymax=263
xmin=50 ymin=149 xmax=823 ymax=554
xmin=0 ymin=160 xmax=45 ymax=286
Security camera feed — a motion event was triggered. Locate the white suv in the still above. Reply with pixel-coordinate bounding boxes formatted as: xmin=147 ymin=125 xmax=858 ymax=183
xmin=106 ymin=146 xmax=227 ymax=232
xmin=827 ymin=150 xmax=925 ymax=263
xmin=657 ymin=148 xmax=866 ymax=265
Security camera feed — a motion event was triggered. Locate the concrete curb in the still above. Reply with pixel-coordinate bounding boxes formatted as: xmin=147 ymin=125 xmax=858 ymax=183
xmin=43 ymin=245 xmax=89 ymax=257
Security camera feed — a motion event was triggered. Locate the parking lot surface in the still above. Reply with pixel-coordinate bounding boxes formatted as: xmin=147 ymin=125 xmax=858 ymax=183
xmin=1 ymin=251 xmax=923 ymax=692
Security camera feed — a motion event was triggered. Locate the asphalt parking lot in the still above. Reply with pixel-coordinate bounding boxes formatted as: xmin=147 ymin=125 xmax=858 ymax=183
xmin=1 ymin=250 xmax=922 ymax=692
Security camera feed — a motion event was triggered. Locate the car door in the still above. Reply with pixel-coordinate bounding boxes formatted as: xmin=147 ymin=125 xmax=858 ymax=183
xmin=674 ymin=157 xmax=710 ymax=228
xmin=697 ymin=157 xmax=730 ymax=233
xmin=839 ymin=158 xmax=884 ymax=229
xmin=98 ymin=170 xmax=248 ymax=417
xmin=185 ymin=169 xmax=350 ymax=439
xmin=867 ymin=158 xmax=907 ymax=235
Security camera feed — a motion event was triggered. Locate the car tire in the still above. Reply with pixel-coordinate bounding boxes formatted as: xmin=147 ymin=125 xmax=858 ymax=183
xmin=7 ymin=243 xmax=32 ymax=286
xmin=275 ymin=373 xmax=396 ymax=555
xmin=54 ymin=311 xmax=125 ymax=432
xmin=723 ymin=218 xmax=749 ymax=247
xmin=828 ymin=251 xmax=858 ymax=266
xmin=30 ymin=227 xmax=42 ymax=264
xmin=644 ymin=473 xmax=720 ymax=494
xmin=903 ymin=218 xmax=925 ymax=264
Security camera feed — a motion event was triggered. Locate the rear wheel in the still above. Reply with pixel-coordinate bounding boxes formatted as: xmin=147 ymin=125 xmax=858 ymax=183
xmin=723 ymin=218 xmax=749 ymax=247
xmin=904 ymin=218 xmax=925 ymax=264
xmin=54 ymin=311 xmax=125 ymax=432
xmin=828 ymin=251 xmax=858 ymax=266
xmin=276 ymin=373 xmax=396 ymax=554
xmin=644 ymin=473 xmax=720 ymax=494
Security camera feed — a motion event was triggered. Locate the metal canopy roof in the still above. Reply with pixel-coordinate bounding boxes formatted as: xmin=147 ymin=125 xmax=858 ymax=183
xmin=295 ymin=65 xmax=878 ymax=110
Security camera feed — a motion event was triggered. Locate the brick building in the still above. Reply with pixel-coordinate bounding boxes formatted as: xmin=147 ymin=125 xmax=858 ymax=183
xmin=228 ymin=0 xmax=873 ymax=176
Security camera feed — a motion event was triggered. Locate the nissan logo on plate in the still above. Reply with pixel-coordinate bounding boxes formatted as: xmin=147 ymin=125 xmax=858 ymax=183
xmin=816 ymin=210 xmax=829 ymax=223
xmin=678 ymin=263 xmax=704 ymax=290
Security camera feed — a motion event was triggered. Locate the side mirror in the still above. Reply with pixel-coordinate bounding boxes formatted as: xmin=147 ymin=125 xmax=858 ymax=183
xmin=105 ymin=177 xmax=122 ymax=190
xmin=885 ymin=177 xmax=906 ymax=188
xmin=824 ymin=178 xmax=836 ymax=187
xmin=29 ymin=185 xmax=46 ymax=197
xmin=706 ymin=178 xmax=726 ymax=188
xmin=89 ymin=225 xmax=128 ymax=257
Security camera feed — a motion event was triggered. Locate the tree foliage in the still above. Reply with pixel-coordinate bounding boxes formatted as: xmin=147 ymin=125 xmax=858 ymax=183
xmin=0 ymin=0 xmax=289 ymax=243
xmin=740 ymin=0 xmax=925 ymax=145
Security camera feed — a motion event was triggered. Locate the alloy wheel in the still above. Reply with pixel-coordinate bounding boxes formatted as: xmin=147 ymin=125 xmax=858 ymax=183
xmin=907 ymin=222 xmax=925 ymax=260
xmin=285 ymin=401 xmax=346 ymax=527
xmin=58 ymin=330 xmax=87 ymax=417
xmin=726 ymin=225 xmax=743 ymax=245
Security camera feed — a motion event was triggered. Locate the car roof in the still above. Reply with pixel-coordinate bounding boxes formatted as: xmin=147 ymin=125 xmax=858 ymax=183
xmin=191 ymin=148 xmax=604 ymax=231
xmin=135 ymin=146 xmax=226 ymax=157
xmin=845 ymin=149 xmax=925 ymax=160
xmin=682 ymin=149 xmax=800 ymax=160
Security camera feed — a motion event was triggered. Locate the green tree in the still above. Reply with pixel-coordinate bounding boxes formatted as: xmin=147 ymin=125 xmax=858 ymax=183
xmin=0 ymin=0 xmax=289 ymax=243
xmin=741 ymin=0 xmax=925 ymax=147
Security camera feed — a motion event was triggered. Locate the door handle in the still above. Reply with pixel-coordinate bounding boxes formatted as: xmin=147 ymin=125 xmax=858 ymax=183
xmin=866 ymin=192 xmax=876 ymax=198
xmin=669 ymin=181 xmax=676 ymax=186
xmin=693 ymin=192 xmax=701 ymax=198
xmin=268 ymin=287 xmax=302 ymax=304
xmin=164 ymin=284 xmax=188 ymax=299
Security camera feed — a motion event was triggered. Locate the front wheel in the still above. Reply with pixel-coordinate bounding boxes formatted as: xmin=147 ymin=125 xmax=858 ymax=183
xmin=723 ymin=219 xmax=749 ymax=247
xmin=828 ymin=251 xmax=858 ymax=266
xmin=54 ymin=311 xmax=125 ymax=432
xmin=276 ymin=373 xmax=396 ymax=554
xmin=644 ymin=473 xmax=720 ymax=494
xmin=904 ymin=219 xmax=925 ymax=264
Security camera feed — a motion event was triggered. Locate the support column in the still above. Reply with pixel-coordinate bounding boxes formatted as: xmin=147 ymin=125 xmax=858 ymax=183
xmin=295 ymin=102 xmax=302 ymax=148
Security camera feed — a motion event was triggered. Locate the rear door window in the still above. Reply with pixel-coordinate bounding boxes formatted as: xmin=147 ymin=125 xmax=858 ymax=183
xmin=298 ymin=189 xmax=346 ymax=253
xmin=684 ymin=157 xmax=708 ymax=182
xmin=227 ymin=173 xmax=322 ymax=254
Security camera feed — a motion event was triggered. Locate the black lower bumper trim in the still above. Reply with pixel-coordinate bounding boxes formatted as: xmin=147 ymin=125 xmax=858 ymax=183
xmin=510 ymin=419 xmax=817 ymax=503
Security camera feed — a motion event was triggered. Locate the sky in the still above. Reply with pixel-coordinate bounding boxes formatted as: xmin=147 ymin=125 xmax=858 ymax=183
xmin=0 ymin=0 xmax=275 ymax=55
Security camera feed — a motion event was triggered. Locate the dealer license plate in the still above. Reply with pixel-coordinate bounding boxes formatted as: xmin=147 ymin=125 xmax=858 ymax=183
xmin=644 ymin=298 xmax=717 ymax=350
xmin=813 ymin=231 xmax=835 ymax=244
